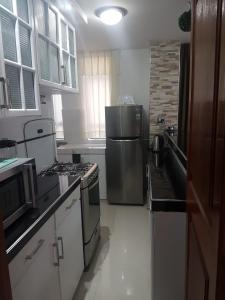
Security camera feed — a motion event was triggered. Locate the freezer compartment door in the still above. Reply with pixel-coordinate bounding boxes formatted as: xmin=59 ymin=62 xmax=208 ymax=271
xmin=105 ymin=105 xmax=142 ymax=138
xmin=106 ymin=138 xmax=143 ymax=204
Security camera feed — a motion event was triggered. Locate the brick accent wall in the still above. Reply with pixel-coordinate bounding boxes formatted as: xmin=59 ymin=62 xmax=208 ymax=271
xmin=149 ymin=41 xmax=180 ymax=140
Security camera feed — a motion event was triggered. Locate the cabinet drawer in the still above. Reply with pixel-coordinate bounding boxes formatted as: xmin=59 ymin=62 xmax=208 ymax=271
xmin=55 ymin=186 xmax=80 ymax=230
xmin=9 ymin=216 xmax=55 ymax=290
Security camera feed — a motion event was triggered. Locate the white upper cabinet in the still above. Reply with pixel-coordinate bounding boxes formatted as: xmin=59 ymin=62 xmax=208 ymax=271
xmin=0 ymin=0 xmax=40 ymax=117
xmin=34 ymin=0 xmax=79 ymax=95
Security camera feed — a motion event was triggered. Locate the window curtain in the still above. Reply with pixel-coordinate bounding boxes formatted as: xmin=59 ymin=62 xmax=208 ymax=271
xmin=79 ymin=52 xmax=112 ymax=139
xmin=52 ymin=94 xmax=64 ymax=140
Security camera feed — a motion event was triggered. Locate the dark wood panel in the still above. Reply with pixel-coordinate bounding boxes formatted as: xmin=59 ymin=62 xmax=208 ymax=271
xmin=0 ymin=213 xmax=12 ymax=300
xmin=187 ymin=0 xmax=221 ymax=299
xmin=187 ymin=183 xmax=220 ymax=299
xmin=215 ymin=0 xmax=225 ymax=298
xmin=188 ymin=0 xmax=219 ymax=222
xmin=187 ymin=222 xmax=209 ymax=300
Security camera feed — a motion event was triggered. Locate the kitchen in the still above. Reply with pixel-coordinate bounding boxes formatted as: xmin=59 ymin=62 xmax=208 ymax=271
xmin=0 ymin=1 xmax=225 ymax=300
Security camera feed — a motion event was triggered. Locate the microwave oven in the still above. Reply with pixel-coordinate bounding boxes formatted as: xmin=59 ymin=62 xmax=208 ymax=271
xmin=0 ymin=158 xmax=36 ymax=229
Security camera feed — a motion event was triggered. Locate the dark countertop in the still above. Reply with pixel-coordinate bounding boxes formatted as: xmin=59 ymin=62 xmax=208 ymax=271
xmin=5 ymin=174 xmax=81 ymax=262
xmin=149 ymin=148 xmax=186 ymax=212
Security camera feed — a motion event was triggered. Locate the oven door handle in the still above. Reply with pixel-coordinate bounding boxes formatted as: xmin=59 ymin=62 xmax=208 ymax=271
xmin=88 ymin=178 xmax=99 ymax=191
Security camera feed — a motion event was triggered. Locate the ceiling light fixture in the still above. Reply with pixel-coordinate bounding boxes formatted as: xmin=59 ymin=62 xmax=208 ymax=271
xmin=95 ymin=6 xmax=128 ymax=26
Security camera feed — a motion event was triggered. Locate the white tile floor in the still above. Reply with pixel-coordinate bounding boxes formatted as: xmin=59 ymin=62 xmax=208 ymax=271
xmin=73 ymin=201 xmax=151 ymax=300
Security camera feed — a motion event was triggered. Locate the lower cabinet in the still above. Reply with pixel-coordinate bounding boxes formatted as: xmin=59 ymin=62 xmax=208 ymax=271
xmin=55 ymin=189 xmax=84 ymax=300
xmin=9 ymin=216 xmax=61 ymax=300
xmin=9 ymin=186 xmax=84 ymax=300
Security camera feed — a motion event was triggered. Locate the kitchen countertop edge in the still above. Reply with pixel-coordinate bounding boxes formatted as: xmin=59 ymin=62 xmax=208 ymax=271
xmin=6 ymin=176 xmax=81 ymax=263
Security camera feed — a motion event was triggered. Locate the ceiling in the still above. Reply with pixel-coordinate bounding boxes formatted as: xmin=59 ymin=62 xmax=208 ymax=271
xmin=74 ymin=0 xmax=190 ymax=51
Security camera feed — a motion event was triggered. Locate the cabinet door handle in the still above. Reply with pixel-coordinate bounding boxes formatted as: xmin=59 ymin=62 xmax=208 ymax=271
xmin=58 ymin=237 xmax=64 ymax=259
xmin=61 ymin=65 xmax=66 ymax=85
xmin=0 ymin=77 xmax=10 ymax=109
xmin=25 ymin=239 xmax=45 ymax=260
xmin=53 ymin=242 xmax=59 ymax=266
xmin=5 ymin=78 xmax=12 ymax=109
xmin=65 ymin=198 xmax=76 ymax=210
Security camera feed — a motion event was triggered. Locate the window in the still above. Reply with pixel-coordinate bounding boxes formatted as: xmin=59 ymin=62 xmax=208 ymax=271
xmin=53 ymin=95 xmax=64 ymax=140
xmin=79 ymin=52 xmax=112 ymax=139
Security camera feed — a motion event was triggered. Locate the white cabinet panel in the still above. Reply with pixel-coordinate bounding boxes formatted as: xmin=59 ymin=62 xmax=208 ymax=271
xmin=81 ymin=154 xmax=107 ymax=199
xmin=55 ymin=187 xmax=80 ymax=230
xmin=55 ymin=194 xmax=84 ymax=300
xmin=9 ymin=216 xmax=61 ymax=300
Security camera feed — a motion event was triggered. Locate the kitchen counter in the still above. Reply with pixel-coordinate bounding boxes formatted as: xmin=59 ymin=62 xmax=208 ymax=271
xmin=149 ymin=148 xmax=186 ymax=212
xmin=164 ymin=131 xmax=187 ymax=169
xmin=5 ymin=174 xmax=81 ymax=262
xmin=57 ymin=143 xmax=106 ymax=155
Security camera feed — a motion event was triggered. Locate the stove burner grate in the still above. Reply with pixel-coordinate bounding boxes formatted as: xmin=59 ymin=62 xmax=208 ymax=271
xmin=40 ymin=162 xmax=94 ymax=177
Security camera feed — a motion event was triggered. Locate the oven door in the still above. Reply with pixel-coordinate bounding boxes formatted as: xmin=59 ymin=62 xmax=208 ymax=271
xmin=81 ymin=174 xmax=100 ymax=244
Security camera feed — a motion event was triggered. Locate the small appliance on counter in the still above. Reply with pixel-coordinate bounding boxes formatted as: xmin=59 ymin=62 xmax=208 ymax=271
xmin=152 ymin=134 xmax=164 ymax=152
xmin=0 ymin=158 xmax=36 ymax=229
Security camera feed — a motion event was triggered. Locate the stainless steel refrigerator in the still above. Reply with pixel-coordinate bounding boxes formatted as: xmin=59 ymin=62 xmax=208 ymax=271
xmin=105 ymin=105 xmax=144 ymax=205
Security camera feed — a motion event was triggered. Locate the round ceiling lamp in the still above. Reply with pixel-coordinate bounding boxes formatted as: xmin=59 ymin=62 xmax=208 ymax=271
xmin=95 ymin=6 xmax=128 ymax=26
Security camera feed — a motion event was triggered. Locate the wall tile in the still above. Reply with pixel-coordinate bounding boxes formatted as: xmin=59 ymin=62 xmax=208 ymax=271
xmin=149 ymin=41 xmax=180 ymax=140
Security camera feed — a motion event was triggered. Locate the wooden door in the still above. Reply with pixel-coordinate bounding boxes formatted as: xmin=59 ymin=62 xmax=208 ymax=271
xmin=215 ymin=0 xmax=225 ymax=298
xmin=187 ymin=0 xmax=221 ymax=299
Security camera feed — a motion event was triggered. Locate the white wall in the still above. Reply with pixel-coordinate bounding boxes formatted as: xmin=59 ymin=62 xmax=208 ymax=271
xmin=115 ymin=48 xmax=150 ymax=115
xmin=61 ymin=48 xmax=150 ymax=144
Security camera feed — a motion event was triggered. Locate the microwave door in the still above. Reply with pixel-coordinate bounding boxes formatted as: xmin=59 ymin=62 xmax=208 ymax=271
xmin=0 ymin=173 xmax=28 ymax=229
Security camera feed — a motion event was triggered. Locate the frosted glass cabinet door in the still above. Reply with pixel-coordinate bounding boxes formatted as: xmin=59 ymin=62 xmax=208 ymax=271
xmin=35 ymin=0 xmax=48 ymax=36
xmin=38 ymin=36 xmax=50 ymax=81
xmin=17 ymin=0 xmax=29 ymax=23
xmin=50 ymin=45 xmax=60 ymax=83
xmin=49 ymin=7 xmax=57 ymax=43
xmin=0 ymin=10 xmax=17 ymax=62
xmin=61 ymin=20 xmax=68 ymax=50
xmin=70 ymin=57 xmax=76 ymax=89
xmin=62 ymin=52 xmax=70 ymax=86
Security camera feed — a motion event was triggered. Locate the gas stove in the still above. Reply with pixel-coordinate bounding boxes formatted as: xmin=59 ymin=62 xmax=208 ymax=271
xmin=39 ymin=162 xmax=98 ymax=188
